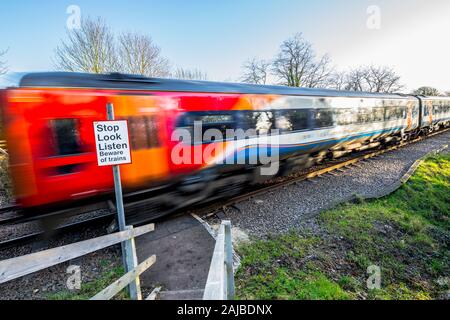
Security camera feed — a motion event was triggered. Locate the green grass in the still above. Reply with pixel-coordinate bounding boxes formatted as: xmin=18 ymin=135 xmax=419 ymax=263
xmin=47 ymin=265 xmax=128 ymax=300
xmin=236 ymin=152 xmax=450 ymax=300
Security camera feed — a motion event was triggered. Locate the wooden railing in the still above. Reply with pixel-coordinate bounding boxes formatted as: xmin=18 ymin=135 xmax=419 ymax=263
xmin=203 ymin=220 xmax=235 ymax=300
xmin=0 ymin=223 xmax=156 ymax=300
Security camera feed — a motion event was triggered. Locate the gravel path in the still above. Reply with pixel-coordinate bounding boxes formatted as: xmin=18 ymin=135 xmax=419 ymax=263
xmin=210 ymin=131 xmax=450 ymax=238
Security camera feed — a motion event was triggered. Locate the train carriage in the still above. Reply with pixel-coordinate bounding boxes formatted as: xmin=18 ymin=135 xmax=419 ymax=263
xmin=0 ymin=72 xmax=446 ymax=213
xmin=420 ymin=96 xmax=450 ymax=130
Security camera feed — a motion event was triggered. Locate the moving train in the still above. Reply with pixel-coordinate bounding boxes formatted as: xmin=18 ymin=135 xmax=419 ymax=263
xmin=1 ymin=72 xmax=449 ymax=215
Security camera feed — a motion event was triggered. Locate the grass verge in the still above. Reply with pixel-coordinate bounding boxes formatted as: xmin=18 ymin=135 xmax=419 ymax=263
xmin=236 ymin=152 xmax=449 ymax=300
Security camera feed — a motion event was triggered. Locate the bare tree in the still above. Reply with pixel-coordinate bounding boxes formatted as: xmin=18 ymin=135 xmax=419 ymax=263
xmin=272 ymin=33 xmax=333 ymax=88
xmin=241 ymin=58 xmax=271 ymax=85
xmin=344 ymin=65 xmax=403 ymax=93
xmin=0 ymin=49 xmax=7 ymax=75
xmin=413 ymin=86 xmax=440 ymax=96
xmin=118 ymin=32 xmax=170 ymax=77
xmin=326 ymin=71 xmax=347 ymax=90
xmin=302 ymin=54 xmax=334 ymax=88
xmin=363 ymin=66 xmax=403 ymax=93
xmin=344 ymin=68 xmax=366 ymax=92
xmin=173 ymin=67 xmax=208 ymax=80
xmin=54 ymin=17 xmax=117 ymax=73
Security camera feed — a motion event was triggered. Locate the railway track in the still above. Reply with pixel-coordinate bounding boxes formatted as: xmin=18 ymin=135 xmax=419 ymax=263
xmin=0 ymin=128 xmax=448 ymax=250
xmin=187 ymin=127 xmax=450 ymax=219
xmin=0 ymin=202 xmax=110 ymax=227
xmin=0 ymin=205 xmax=21 ymax=225
xmin=0 ymin=213 xmax=116 ymax=249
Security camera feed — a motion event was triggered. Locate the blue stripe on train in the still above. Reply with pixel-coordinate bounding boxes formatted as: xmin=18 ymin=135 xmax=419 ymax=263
xmin=228 ymin=126 xmax=406 ymax=163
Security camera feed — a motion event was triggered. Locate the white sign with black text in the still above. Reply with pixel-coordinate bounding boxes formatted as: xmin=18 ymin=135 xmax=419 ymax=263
xmin=94 ymin=120 xmax=132 ymax=166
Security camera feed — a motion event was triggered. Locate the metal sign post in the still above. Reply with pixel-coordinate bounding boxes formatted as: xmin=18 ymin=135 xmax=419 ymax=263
xmin=105 ymin=104 xmax=128 ymax=232
xmin=94 ymin=103 xmax=141 ymax=300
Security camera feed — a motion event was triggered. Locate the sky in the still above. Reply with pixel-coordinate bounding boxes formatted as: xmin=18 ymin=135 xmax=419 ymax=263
xmin=0 ymin=0 xmax=449 ymax=92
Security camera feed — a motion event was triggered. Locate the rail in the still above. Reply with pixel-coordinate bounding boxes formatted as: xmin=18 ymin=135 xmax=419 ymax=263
xmin=0 ymin=223 xmax=156 ymax=300
xmin=203 ymin=220 xmax=235 ymax=300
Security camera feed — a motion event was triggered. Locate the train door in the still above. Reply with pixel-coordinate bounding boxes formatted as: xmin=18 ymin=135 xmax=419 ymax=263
xmin=110 ymin=94 xmax=170 ymax=189
xmin=406 ymin=102 xmax=413 ymax=131
xmin=421 ymin=100 xmax=433 ymax=128
xmin=427 ymin=101 xmax=433 ymax=124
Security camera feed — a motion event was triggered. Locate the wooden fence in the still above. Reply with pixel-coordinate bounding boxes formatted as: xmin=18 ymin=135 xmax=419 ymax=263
xmin=0 ymin=223 xmax=156 ymax=300
xmin=203 ymin=220 xmax=235 ymax=300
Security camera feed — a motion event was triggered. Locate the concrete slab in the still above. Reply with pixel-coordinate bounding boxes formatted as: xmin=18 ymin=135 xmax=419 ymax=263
xmin=135 ymin=213 xmax=215 ymax=299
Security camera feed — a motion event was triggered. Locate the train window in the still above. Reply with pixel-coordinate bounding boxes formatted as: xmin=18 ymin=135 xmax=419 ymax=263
xmin=275 ymin=112 xmax=292 ymax=132
xmin=412 ymin=106 xmax=419 ymax=118
xmin=434 ymin=103 xmax=444 ymax=115
xmin=129 ymin=117 xmax=148 ymax=150
xmin=199 ymin=114 xmax=234 ymax=124
xmin=385 ymin=107 xmax=405 ymax=120
xmin=334 ymin=109 xmax=355 ymax=126
xmin=290 ymin=110 xmax=309 ymax=131
xmin=178 ymin=113 xmax=234 ymax=126
xmin=373 ymin=108 xmax=385 ymax=122
xmin=129 ymin=116 xmax=160 ymax=150
xmin=356 ymin=108 xmax=372 ymax=124
xmin=177 ymin=112 xmax=236 ymax=143
xmin=51 ymin=119 xmax=82 ymax=156
xmin=241 ymin=111 xmax=274 ymax=135
xmin=398 ymin=107 xmax=404 ymax=118
xmin=275 ymin=110 xmax=308 ymax=132
xmin=200 ymin=114 xmax=235 ymax=142
xmin=313 ymin=109 xmax=334 ymax=128
xmin=400 ymin=107 xmax=407 ymax=119
xmin=145 ymin=116 xmax=160 ymax=148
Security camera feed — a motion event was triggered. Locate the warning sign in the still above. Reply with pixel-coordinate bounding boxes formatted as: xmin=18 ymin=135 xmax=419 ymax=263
xmin=94 ymin=121 xmax=132 ymax=166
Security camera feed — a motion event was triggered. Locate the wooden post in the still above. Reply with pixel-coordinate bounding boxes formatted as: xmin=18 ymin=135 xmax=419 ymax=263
xmin=124 ymin=226 xmax=142 ymax=300
xmin=223 ymin=220 xmax=235 ymax=300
